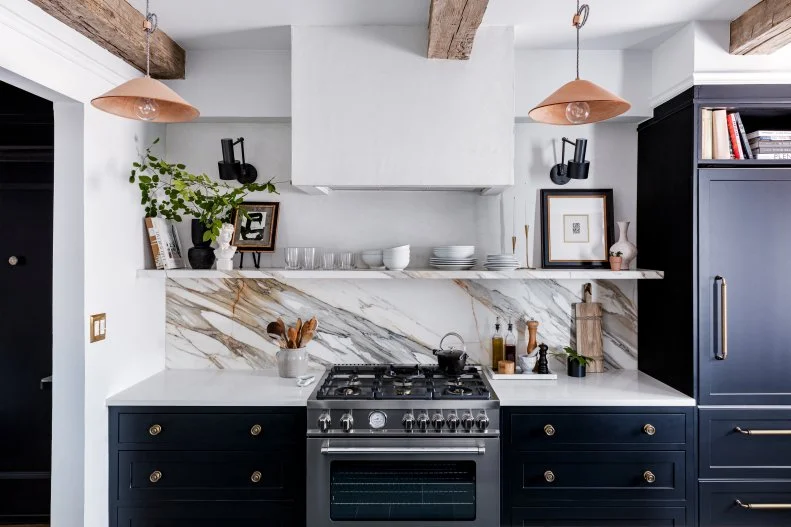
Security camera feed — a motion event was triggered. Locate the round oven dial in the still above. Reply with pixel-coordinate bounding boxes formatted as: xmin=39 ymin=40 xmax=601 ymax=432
xmin=446 ymin=413 xmax=461 ymax=430
xmin=339 ymin=413 xmax=354 ymax=432
xmin=461 ymin=413 xmax=475 ymax=431
xmin=416 ymin=413 xmax=430 ymax=430
xmin=369 ymin=411 xmax=387 ymax=429
xmin=402 ymin=413 xmax=416 ymax=431
xmin=475 ymin=412 xmax=490 ymax=431
xmin=431 ymin=413 xmax=446 ymax=430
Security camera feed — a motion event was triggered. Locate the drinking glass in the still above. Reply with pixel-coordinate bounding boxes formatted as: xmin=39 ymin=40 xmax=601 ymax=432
xmin=338 ymin=251 xmax=354 ymax=270
xmin=322 ymin=251 xmax=335 ymax=270
xmin=285 ymin=247 xmax=300 ymax=270
xmin=302 ymin=247 xmax=317 ymax=270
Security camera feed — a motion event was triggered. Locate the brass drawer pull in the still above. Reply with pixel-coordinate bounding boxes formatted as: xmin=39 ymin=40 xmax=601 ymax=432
xmin=148 ymin=424 xmax=162 ymax=436
xmin=643 ymin=470 xmax=656 ymax=483
xmin=736 ymin=499 xmax=791 ymax=510
xmin=544 ymin=470 xmax=555 ymax=483
xmin=250 ymin=424 xmax=262 ymax=436
xmin=251 ymin=471 xmax=262 ymax=483
xmin=643 ymin=424 xmax=656 ymax=436
xmin=715 ymin=275 xmax=727 ymax=360
xmin=735 ymin=427 xmax=791 ymax=436
xmin=544 ymin=424 xmax=556 ymax=437
xmin=149 ymin=470 xmax=162 ymax=483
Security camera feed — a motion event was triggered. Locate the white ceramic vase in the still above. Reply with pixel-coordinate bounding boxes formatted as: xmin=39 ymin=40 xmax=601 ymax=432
xmin=609 ymin=221 xmax=637 ymax=270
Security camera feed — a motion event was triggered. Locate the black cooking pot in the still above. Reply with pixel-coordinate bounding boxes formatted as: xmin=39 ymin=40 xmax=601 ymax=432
xmin=433 ymin=332 xmax=468 ymax=375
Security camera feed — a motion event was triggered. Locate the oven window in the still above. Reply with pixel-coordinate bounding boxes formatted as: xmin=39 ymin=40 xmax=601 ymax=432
xmin=330 ymin=461 xmax=476 ymax=521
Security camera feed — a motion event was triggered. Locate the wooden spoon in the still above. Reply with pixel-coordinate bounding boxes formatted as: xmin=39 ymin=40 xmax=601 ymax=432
xmin=287 ymin=326 xmax=299 ymax=349
xmin=295 ymin=318 xmax=303 ymax=346
xmin=299 ymin=329 xmax=315 ymax=347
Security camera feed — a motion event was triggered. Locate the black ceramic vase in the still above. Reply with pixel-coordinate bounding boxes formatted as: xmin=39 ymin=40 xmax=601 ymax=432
xmin=188 ymin=219 xmax=215 ymax=269
xmin=567 ymin=358 xmax=586 ymax=378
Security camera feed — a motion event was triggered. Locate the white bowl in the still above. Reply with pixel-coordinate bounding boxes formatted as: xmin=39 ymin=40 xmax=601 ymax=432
xmin=383 ymin=254 xmax=410 ymax=270
xmin=361 ymin=253 xmax=385 ymax=268
xmin=385 ymin=245 xmax=410 ymax=253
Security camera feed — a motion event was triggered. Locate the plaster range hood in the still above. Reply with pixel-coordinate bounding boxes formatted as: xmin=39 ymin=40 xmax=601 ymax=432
xmin=290 ymin=26 xmax=515 ymax=194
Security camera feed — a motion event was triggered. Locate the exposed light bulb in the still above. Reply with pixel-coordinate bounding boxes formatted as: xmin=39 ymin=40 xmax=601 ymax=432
xmin=135 ymin=97 xmax=160 ymax=121
xmin=565 ymin=101 xmax=591 ymax=124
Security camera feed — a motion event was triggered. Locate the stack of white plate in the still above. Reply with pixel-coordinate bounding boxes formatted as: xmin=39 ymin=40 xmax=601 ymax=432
xmin=430 ymin=246 xmax=476 ymax=270
xmin=383 ymin=245 xmax=410 ymax=270
xmin=485 ymin=254 xmax=520 ymax=271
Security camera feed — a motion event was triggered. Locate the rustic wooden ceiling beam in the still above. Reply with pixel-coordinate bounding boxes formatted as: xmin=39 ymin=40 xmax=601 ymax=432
xmin=428 ymin=0 xmax=489 ymax=60
xmin=27 ymin=0 xmax=185 ymax=79
xmin=731 ymin=0 xmax=791 ymax=55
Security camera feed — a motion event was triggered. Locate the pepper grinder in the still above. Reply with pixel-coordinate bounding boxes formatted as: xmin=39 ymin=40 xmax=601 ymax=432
xmin=526 ymin=320 xmax=538 ymax=356
xmin=536 ymin=343 xmax=550 ymax=375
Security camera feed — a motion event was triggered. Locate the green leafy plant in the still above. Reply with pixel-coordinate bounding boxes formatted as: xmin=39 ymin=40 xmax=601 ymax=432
xmin=554 ymin=346 xmax=593 ymax=367
xmin=129 ymin=138 xmax=278 ymax=242
xmin=609 ymin=251 xmax=623 ymax=257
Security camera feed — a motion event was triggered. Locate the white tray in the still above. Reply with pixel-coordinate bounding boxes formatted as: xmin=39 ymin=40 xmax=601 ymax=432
xmin=485 ymin=366 xmax=557 ymax=380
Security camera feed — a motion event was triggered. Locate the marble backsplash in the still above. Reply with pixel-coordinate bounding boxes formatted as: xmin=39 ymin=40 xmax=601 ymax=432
xmin=165 ymin=277 xmax=637 ymax=371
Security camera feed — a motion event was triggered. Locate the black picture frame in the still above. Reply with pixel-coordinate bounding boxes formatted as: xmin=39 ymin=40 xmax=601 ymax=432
xmin=232 ymin=202 xmax=280 ymax=253
xmin=540 ymin=189 xmax=614 ymax=269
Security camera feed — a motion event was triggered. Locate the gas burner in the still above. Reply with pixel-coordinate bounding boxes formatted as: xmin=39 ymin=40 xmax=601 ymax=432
xmin=394 ymin=386 xmax=412 ymax=396
xmin=445 ymin=384 xmax=473 ymax=396
xmin=393 ymin=378 xmax=414 ymax=388
xmin=334 ymin=386 xmax=362 ymax=397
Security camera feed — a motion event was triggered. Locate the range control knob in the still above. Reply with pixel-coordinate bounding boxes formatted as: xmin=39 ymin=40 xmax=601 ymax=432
xmin=339 ymin=413 xmax=354 ymax=432
xmin=402 ymin=413 xmax=416 ymax=431
xmin=461 ymin=413 xmax=475 ymax=431
xmin=318 ymin=412 xmax=332 ymax=432
xmin=416 ymin=413 xmax=430 ymax=431
xmin=431 ymin=413 xmax=446 ymax=430
xmin=475 ymin=412 xmax=490 ymax=431
xmin=446 ymin=413 xmax=461 ymax=430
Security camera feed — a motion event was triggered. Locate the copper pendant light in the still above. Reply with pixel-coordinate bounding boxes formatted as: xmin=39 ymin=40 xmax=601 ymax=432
xmin=91 ymin=0 xmax=199 ymax=123
xmin=529 ymin=2 xmax=630 ymax=125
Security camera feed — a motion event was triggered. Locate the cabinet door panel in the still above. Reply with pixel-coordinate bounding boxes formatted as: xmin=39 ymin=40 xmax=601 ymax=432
xmin=700 ymin=481 xmax=791 ymax=527
xmin=511 ymin=506 xmax=686 ymax=526
xmin=116 ymin=503 xmax=298 ymax=527
xmin=698 ymin=170 xmax=791 ymax=405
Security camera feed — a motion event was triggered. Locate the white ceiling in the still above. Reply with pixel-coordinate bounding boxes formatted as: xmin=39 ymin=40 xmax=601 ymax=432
xmin=128 ymin=0 xmax=760 ymax=51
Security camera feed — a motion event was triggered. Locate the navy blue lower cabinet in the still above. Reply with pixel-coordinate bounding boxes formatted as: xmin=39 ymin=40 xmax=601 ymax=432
xmin=699 ymin=481 xmax=791 ymax=527
xmin=109 ymin=407 xmax=306 ymax=527
xmin=502 ymin=407 xmax=695 ymax=527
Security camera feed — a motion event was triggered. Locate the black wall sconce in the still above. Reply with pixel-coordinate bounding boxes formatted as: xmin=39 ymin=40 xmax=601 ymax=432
xmin=550 ymin=137 xmax=590 ymax=185
xmin=218 ymin=137 xmax=258 ymax=184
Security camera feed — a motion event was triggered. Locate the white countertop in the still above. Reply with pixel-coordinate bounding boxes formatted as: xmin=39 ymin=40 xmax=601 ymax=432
xmin=106 ymin=369 xmax=323 ymax=407
xmin=107 ymin=368 xmax=695 ymax=408
xmin=489 ymin=369 xmax=696 ymax=407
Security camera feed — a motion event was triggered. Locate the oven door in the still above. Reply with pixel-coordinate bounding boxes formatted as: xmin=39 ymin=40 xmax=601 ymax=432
xmin=307 ymin=436 xmax=499 ymax=526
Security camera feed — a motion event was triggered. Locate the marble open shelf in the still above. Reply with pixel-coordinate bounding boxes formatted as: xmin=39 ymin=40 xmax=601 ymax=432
xmin=136 ymin=268 xmax=664 ymax=280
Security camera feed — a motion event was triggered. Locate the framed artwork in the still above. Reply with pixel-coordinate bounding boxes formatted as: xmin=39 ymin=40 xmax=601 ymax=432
xmin=232 ymin=202 xmax=280 ymax=253
xmin=540 ymin=189 xmax=614 ymax=268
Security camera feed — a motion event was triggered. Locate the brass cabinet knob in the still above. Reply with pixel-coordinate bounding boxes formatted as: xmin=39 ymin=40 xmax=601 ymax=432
xmin=148 ymin=424 xmax=162 ymax=436
xmin=643 ymin=424 xmax=656 ymax=436
xmin=643 ymin=470 xmax=656 ymax=483
xmin=149 ymin=470 xmax=162 ymax=483
xmin=544 ymin=470 xmax=555 ymax=483
xmin=8 ymin=256 xmax=19 ymax=266
xmin=251 ymin=471 xmax=262 ymax=483
xmin=250 ymin=424 xmax=262 ymax=436
xmin=544 ymin=424 xmax=556 ymax=437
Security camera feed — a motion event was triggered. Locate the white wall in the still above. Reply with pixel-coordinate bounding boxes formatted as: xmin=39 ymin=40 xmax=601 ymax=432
xmin=165 ymin=120 xmax=638 ymax=269
xmin=0 ymin=2 xmax=167 ymax=526
xmin=291 ymin=26 xmax=515 ymax=189
xmin=516 ymin=49 xmax=652 ymax=121
xmin=165 ymin=49 xmax=291 ymax=119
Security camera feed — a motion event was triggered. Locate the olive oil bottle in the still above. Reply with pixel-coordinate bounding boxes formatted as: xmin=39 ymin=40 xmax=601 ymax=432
xmin=491 ymin=317 xmax=504 ymax=369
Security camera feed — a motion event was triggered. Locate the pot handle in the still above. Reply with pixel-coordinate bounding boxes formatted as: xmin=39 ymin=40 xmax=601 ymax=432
xmin=433 ymin=349 xmax=440 ymax=356
xmin=439 ymin=332 xmax=466 ymax=352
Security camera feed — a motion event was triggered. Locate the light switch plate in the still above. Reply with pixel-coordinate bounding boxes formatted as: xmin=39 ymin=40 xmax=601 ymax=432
xmin=90 ymin=313 xmax=106 ymax=343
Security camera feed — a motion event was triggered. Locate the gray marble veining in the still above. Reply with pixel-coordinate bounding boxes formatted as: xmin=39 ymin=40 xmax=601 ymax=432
xmin=166 ymin=278 xmax=638 ymax=371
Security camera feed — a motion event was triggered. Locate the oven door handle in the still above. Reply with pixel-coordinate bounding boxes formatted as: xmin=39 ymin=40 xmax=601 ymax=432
xmin=320 ymin=445 xmax=486 ymax=455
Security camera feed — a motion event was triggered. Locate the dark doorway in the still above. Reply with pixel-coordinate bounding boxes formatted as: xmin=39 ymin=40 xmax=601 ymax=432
xmin=0 ymin=81 xmax=54 ymax=524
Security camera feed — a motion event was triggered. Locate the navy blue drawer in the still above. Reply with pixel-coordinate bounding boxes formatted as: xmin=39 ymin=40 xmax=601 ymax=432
xmin=509 ymin=411 xmax=688 ymax=449
xmin=510 ymin=506 xmax=686 ymax=526
xmin=115 ymin=410 xmax=300 ymax=450
xmin=509 ymin=451 xmax=686 ymax=502
xmin=699 ymin=408 xmax=791 ymax=479
xmin=115 ymin=450 xmax=298 ymax=502
xmin=700 ymin=481 xmax=791 ymax=526
xmin=116 ymin=503 xmax=298 ymax=527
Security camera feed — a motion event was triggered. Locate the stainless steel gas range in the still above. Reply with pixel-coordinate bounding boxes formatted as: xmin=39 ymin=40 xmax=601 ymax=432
xmin=306 ymin=364 xmax=500 ymax=526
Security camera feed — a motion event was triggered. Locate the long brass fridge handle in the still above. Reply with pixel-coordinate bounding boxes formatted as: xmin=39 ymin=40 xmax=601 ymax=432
xmin=715 ymin=276 xmax=727 ymax=360
xmin=736 ymin=499 xmax=791 ymax=510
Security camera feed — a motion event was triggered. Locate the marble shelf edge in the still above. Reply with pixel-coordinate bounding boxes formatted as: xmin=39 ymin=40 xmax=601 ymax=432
xmin=136 ymin=268 xmax=664 ymax=280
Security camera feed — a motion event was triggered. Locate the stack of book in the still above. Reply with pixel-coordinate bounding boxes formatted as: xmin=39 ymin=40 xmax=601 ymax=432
xmin=747 ymin=130 xmax=791 ymax=160
xmin=700 ymin=109 xmax=752 ymax=160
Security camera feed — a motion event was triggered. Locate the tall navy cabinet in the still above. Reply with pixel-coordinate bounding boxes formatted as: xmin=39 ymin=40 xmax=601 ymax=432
xmin=638 ymin=85 xmax=791 ymax=526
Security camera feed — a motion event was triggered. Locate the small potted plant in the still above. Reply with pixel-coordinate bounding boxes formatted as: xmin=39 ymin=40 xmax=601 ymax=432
xmin=130 ymin=139 xmax=278 ymax=269
xmin=555 ymin=346 xmax=592 ymax=378
xmin=609 ymin=251 xmax=623 ymax=271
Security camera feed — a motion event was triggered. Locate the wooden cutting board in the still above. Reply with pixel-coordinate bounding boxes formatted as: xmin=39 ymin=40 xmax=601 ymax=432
xmin=575 ymin=283 xmax=604 ymax=373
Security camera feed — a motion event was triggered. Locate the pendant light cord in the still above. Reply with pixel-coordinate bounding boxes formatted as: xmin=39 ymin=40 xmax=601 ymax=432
xmin=573 ymin=1 xmax=589 ymax=80
xmin=143 ymin=0 xmax=158 ymax=77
